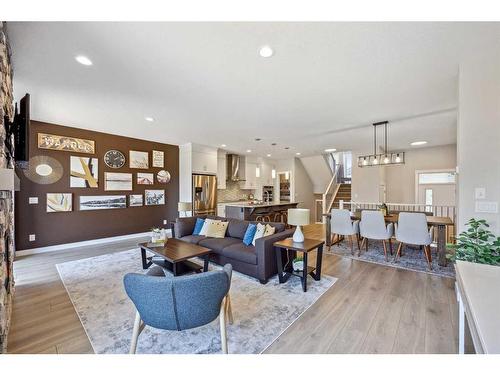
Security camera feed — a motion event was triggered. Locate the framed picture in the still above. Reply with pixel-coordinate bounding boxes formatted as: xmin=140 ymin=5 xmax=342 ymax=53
xmin=137 ymin=172 xmax=154 ymax=185
xmin=70 ymin=156 xmax=98 ymax=188
xmin=156 ymin=170 xmax=171 ymax=183
xmin=152 ymin=150 xmax=164 ymax=168
xmin=38 ymin=133 xmax=95 ymax=154
xmin=129 ymin=194 xmax=143 ymax=207
xmin=145 ymin=190 xmax=165 ymax=205
xmin=79 ymin=195 xmax=126 ymax=211
xmin=46 ymin=193 xmax=72 ymax=212
xmin=104 ymin=172 xmax=133 ymax=191
xmin=129 ymin=150 xmax=149 ymax=169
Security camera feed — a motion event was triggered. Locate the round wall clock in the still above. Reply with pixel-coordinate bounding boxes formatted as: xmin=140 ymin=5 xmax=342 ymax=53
xmin=104 ymin=150 xmax=126 ymax=169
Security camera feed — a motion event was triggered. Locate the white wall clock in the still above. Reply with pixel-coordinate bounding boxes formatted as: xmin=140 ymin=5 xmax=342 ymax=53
xmin=104 ymin=150 xmax=126 ymax=169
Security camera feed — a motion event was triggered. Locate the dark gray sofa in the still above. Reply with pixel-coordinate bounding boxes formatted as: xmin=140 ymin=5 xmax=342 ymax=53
xmin=172 ymin=215 xmax=294 ymax=283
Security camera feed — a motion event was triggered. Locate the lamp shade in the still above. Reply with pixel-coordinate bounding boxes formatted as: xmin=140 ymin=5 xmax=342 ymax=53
xmin=287 ymin=208 xmax=310 ymax=226
xmin=178 ymin=202 xmax=192 ymax=211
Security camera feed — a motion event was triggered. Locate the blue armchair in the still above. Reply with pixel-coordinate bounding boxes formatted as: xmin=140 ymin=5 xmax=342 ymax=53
xmin=123 ymin=264 xmax=233 ymax=354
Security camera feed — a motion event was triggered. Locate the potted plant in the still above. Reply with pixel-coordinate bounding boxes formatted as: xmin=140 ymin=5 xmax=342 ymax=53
xmin=293 ymin=254 xmax=304 ymax=272
xmin=447 ymin=218 xmax=500 ymax=266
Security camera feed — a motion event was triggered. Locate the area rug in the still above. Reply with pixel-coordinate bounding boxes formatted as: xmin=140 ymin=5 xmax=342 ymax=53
xmin=56 ymin=248 xmax=337 ymax=354
xmin=327 ymin=240 xmax=455 ymax=278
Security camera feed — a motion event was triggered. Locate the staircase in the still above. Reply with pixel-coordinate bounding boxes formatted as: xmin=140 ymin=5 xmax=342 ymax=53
xmin=331 ymin=183 xmax=351 ymax=209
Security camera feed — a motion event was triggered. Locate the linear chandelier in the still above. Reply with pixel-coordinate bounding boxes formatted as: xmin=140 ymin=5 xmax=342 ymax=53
xmin=357 ymin=121 xmax=405 ymax=167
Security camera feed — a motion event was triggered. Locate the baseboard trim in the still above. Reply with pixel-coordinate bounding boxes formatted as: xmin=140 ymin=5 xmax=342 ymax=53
xmin=16 ymin=230 xmax=171 ymax=257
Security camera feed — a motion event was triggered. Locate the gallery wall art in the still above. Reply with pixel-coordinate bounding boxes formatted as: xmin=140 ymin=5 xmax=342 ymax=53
xmin=79 ymin=195 xmax=127 ymax=211
xmin=104 ymin=150 xmax=126 ymax=168
xmin=145 ymin=190 xmax=165 ymax=205
xmin=157 ymin=170 xmax=171 ymax=183
xmin=152 ymin=150 xmax=164 ymax=168
xmin=104 ymin=172 xmax=133 ymax=191
xmin=70 ymin=156 xmax=98 ymax=188
xmin=129 ymin=150 xmax=149 ymax=169
xmin=137 ymin=172 xmax=154 ymax=185
xmin=23 ymin=155 xmax=63 ymax=185
xmin=129 ymin=194 xmax=143 ymax=207
xmin=38 ymin=133 xmax=95 ymax=154
xmin=46 ymin=193 xmax=72 ymax=212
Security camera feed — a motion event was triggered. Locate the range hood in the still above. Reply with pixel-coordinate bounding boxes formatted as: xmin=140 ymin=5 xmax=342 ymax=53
xmin=226 ymin=154 xmax=246 ymax=181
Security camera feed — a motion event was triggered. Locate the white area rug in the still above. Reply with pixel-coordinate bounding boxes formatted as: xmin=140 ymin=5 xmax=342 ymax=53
xmin=56 ymin=249 xmax=337 ymax=354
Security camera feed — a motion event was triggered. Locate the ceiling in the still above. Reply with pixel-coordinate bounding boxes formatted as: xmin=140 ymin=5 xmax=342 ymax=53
xmin=7 ymin=22 xmax=500 ymax=158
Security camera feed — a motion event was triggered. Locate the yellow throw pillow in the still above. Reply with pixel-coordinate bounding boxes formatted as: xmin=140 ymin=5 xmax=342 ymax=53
xmin=264 ymin=224 xmax=276 ymax=237
xmin=199 ymin=218 xmax=217 ymax=236
xmin=205 ymin=220 xmax=229 ymax=238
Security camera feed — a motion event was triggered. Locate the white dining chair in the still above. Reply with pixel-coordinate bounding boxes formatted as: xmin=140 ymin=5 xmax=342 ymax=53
xmin=394 ymin=212 xmax=433 ymax=270
xmin=330 ymin=209 xmax=360 ymax=254
xmin=359 ymin=210 xmax=394 ymax=261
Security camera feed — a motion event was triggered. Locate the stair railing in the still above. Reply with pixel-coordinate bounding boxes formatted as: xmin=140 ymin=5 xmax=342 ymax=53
xmin=321 ymin=164 xmax=341 ymax=223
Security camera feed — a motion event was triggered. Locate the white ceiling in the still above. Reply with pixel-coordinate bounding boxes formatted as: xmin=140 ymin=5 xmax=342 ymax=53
xmin=8 ymin=22 xmax=500 ymax=158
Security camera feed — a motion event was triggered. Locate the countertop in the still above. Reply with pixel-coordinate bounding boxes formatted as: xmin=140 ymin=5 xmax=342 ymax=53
xmin=455 ymin=260 xmax=500 ymax=353
xmin=224 ymin=201 xmax=299 ymax=208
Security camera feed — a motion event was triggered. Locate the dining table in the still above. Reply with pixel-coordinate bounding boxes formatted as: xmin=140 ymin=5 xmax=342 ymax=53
xmin=322 ymin=212 xmax=454 ymax=266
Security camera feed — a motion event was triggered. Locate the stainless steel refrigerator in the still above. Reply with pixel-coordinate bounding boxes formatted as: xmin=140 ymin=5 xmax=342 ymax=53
xmin=192 ymin=174 xmax=217 ymax=215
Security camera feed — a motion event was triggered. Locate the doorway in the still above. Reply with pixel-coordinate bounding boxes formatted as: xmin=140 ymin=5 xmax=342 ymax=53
xmin=415 ymin=169 xmax=456 ymax=208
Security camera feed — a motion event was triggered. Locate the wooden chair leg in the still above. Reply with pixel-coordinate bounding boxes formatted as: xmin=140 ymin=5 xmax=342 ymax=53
xmin=130 ymin=311 xmax=145 ymax=354
xmin=388 ymin=239 xmax=393 ymax=255
xmin=365 ymin=238 xmax=369 ymax=251
xmin=356 ymin=234 xmax=361 ymax=250
xmin=382 ymin=240 xmax=388 ymax=262
xmin=219 ymin=297 xmax=228 ymax=354
xmin=226 ymin=294 xmax=234 ymax=325
xmin=424 ymin=245 xmax=433 ymax=270
xmin=393 ymin=242 xmax=403 ymax=263
xmin=358 ymin=237 xmax=366 ymax=257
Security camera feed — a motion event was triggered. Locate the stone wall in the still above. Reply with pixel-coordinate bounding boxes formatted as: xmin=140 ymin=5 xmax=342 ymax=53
xmin=0 ymin=21 xmax=15 ymax=353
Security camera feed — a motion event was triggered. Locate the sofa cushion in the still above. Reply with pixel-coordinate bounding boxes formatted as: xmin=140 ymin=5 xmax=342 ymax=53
xmin=252 ymin=223 xmax=267 ymax=246
xmin=243 ymin=223 xmax=257 ymax=246
xmin=175 ymin=217 xmax=198 ymax=237
xmin=222 ymin=243 xmax=257 ymax=265
xmin=179 ymin=234 xmax=206 ymax=244
xmin=205 ymin=220 xmax=229 ymax=238
xmin=192 ymin=218 xmax=205 ymax=235
xmin=227 ymin=219 xmax=250 ymax=239
xmin=198 ymin=237 xmax=242 ymax=255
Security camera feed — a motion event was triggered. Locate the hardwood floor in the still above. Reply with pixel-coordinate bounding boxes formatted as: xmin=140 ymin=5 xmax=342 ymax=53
xmin=7 ymin=225 xmax=458 ymax=354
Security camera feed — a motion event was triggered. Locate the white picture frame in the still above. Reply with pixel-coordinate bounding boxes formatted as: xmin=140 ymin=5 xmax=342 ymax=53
xmin=129 ymin=150 xmax=149 ymax=169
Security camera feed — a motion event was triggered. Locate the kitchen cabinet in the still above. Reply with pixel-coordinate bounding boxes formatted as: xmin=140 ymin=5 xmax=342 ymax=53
xmin=192 ymin=150 xmax=217 ymax=174
xmin=217 ymin=203 xmax=226 ymax=217
xmin=240 ymin=161 xmax=257 ymax=189
xmin=217 ymin=152 xmax=227 ymax=189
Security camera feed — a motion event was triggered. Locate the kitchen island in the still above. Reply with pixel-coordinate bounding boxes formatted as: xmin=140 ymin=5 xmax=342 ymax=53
xmin=225 ymin=201 xmax=299 ymax=221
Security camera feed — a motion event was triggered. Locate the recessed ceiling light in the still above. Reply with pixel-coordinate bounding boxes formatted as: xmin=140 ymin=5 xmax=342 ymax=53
xmin=259 ymin=45 xmax=273 ymax=58
xmin=411 ymin=141 xmax=428 ymax=146
xmin=284 ymin=147 xmax=290 ymax=150
xmin=144 ymin=116 xmax=154 ymax=122
xmin=246 ymin=149 xmax=252 ymax=153
xmin=255 ymin=138 xmax=262 ymax=141
xmin=296 ymin=152 xmax=301 ymax=156
xmin=324 ymin=148 xmax=337 ymax=152
xmin=221 ymin=144 xmax=227 ymax=147
xmin=267 ymin=154 xmax=271 ymax=157
xmin=271 ymin=143 xmax=277 ymax=146
xmin=75 ymin=55 xmax=93 ymax=66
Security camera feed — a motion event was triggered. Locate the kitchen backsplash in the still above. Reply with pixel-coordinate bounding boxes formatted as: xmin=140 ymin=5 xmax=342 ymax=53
xmin=218 ymin=181 xmax=254 ymax=202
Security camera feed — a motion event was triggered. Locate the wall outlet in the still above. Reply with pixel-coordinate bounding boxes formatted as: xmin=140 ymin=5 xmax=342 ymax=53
xmin=475 ymin=187 xmax=486 ymax=200
xmin=163 ymin=220 xmax=167 ymax=225
xmin=29 ymin=197 xmax=38 ymax=204
xmin=29 ymin=234 xmax=36 ymax=241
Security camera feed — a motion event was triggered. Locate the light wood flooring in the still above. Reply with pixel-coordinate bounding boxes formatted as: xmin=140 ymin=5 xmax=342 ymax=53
xmin=7 ymin=225 xmax=458 ymax=354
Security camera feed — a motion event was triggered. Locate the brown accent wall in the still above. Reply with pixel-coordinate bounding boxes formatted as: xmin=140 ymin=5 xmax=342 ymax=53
xmin=15 ymin=121 xmax=179 ymax=250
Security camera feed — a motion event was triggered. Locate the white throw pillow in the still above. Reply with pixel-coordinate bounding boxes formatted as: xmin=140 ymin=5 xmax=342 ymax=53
xmin=252 ymin=223 xmax=267 ymax=246
xmin=205 ymin=220 xmax=228 ymax=238
xmin=199 ymin=218 xmax=218 ymax=236
xmin=264 ymin=224 xmax=276 ymax=237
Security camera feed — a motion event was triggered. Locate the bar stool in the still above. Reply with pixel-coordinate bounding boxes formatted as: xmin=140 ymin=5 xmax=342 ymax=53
xmin=255 ymin=214 xmax=272 ymax=222
xmin=273 ymin=210 xmax=288 ymax=226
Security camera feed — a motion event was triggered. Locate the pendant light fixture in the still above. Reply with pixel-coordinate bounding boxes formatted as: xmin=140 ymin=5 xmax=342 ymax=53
xmin=357 ymin=121 xmax=405 ymax=167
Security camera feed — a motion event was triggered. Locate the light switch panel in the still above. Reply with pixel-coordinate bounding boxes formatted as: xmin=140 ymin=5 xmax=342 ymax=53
xmin=475 ymin=187 xmax=486 ymax=200
xmin=29 ymin=234 xmax=36 ymax=241
xmin=29 ymin=197 xmax=38 ymax=204
xmin=475 ymin=201 xmax=498 ymax=214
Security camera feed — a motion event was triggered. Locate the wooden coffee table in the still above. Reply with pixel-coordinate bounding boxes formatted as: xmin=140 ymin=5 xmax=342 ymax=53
xmin=139 ymin=238 xmax=211 ymax=276
xmin=273 ymin=238 xmax=325 ymax=292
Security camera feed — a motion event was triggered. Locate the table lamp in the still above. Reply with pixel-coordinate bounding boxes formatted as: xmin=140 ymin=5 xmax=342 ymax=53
xmin=287 ymin=208 xmax=310 ymax=243
xmin=178 ymin=202 xmax=192 ymax=217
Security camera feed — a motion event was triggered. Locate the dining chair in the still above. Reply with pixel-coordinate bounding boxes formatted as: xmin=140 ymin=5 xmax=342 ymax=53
xmin=359 ymin=210 xmax=394 ymax=261
xmin=394 ymin=212 xmax=433 ymax=270
xmin=123 ymin=264 xmax=233 ymax=354
xmin=330 ymin=209 xmax=360 ymax=254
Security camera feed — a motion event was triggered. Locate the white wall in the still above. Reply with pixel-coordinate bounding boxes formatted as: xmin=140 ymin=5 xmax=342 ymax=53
xmin=352 ymin=145 xmax=457 ymax=204
xmin=293 ymin=158 xmax=315 ymax=222
xmin=457 ymin=48 xmax=500 ymax=234
xmin=299 ymin=155 xmax=332 ymax=193
xmin=179 ymin=143 xmax=192 ymax=202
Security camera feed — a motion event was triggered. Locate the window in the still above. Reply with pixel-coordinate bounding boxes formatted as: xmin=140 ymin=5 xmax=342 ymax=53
xmin=418 ymin=172 xmax=455 ymax=184
xmin=425 ymin=188 xmax=433 ymax=212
